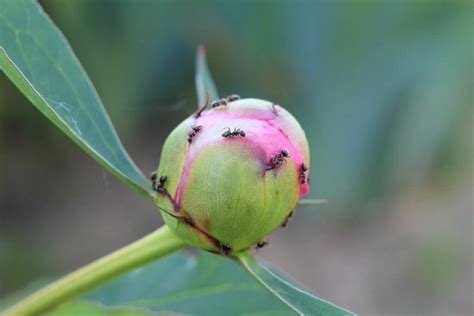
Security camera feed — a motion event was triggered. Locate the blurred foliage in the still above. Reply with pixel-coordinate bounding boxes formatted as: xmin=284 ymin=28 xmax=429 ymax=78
xmin=0 ymin=233 xmax=54 ymax=294
xmin=28 ymin=0 xmax=471 ymax=213
xmin=412 ymin=240 xmax=461 ymax=291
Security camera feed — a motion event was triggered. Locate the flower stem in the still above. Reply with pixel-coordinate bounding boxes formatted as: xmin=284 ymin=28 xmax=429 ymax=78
xmin=2 ymin=225 xmax=186 ymax=316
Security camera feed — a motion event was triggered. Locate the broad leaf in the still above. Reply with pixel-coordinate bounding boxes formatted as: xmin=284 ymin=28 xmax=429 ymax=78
xmin=237 ymin=251 xmax=354 ymax=316
xmin=79 ymin=251 xmax=292 ymax=315
xmin=195 ymin=45 xmax=219 ymax=107
xmin=0 ymin=0 xmax=151 ymax=197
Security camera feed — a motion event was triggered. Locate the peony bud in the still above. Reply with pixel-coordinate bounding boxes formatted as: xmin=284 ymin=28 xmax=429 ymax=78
xmin=153 ymin=97 xmax=310 ymax=254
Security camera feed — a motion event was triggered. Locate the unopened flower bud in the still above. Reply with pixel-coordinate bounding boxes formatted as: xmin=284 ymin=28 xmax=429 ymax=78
xmin=153 ymin=98 xmax=310 ymax=254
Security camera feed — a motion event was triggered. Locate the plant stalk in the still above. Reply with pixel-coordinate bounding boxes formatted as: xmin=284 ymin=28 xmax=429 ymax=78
xmin=1 ymin=225 xmax=186 ymax=316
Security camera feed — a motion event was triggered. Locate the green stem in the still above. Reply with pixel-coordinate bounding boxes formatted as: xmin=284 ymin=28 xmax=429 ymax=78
xmin=2 ymin=225 xmax=186 ymax=316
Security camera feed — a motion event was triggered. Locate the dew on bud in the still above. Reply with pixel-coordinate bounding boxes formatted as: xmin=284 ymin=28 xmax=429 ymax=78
xmin=153 ymin=98 xmax=310 ymax=255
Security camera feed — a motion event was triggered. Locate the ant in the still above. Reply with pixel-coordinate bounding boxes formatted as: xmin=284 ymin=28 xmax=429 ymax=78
xmin=157 ymin=175 xmax=167 ymax=190
xmin=187 ymin=125 xmax=203 ymax=143
xmin=267 ymin=149 xmax=290 ymax=170
xmin=222 ymin=127 xmax=246 ymax=138
xmin=151 ymin=172 xmax=168 ymax=192
xmin=220 ymin=243 xmax=232 ymax=255
xmin=150 ymin=171 xmax=157 ymax=189
xmin=226 ymin=94 xmax=240 ymax=102
xmin=151 ymin=173 xmax=181 ymax=210
xmin=299 ymin=163 xmax=308 ymax=184
xmin=211 ymin=94 xmax=241 ymax=108
xmin=211 ymin=98 xmax=227 ymax=108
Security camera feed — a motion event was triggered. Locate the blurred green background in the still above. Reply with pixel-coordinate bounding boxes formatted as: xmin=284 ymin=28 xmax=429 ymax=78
xmin=0 ymin=0 xmax=472 ymax=314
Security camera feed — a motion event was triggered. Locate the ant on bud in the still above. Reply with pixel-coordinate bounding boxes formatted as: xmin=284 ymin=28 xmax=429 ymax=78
xmin=211 ymin=95 xmax=240 ymax=108
xmin=151 ymin=174 xmax=181 ymax=211
xmin=151 ymin=171 xmax=168 ymax=192
xmin=299 ymin=163 xmax=308 ymax=184
xmin=267 ymin=149 xmax=290 ymax=170
xmin=151 ymin=174 xmax=168 ymax=192
xmin=211 ymin=98 xmax=227 ymax=108
xmin=192 ymin=125 xmax=203 ymax=132
xmin=150 ymin=171 xmax=158 ymax=190
xmin=158 ymin=175 xmax=167 ymax=187
xmin=220 ymin=243 xmax=232 ymax=255
xmin=222 ymin=127 xmax=246 ymax=138
xmin=226 ymin=94 xmax=240 ymax=102
xmin=187 ymin=125 xmax=203 ymax=143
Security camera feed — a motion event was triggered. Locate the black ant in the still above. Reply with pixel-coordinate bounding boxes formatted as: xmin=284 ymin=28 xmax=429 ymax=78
xmin=281 ymin=210 xmax=293 ymax=228
xmin=299 ymin=163 xmax=308 ymax=184
xmin=226 ymin=94 xmax=240 ymax=102
xmin=267 ymin=149 xmax=290 ymax=170
xmin=150 ymin=171 xmax=158 ymax=190
xmin=211 ymin=98 xmax=227 ymax=108
xmin=222 ymin=127 xmax=246 ymax=138
xmin=151 ymin=174 xmax=181 ymax=210
xmin=220 ymin=243 xmax=232 ymax=255
xmin=157 ymin=175 xmax=167 ymax=189
xmin=187 ymin=125 xmax=203 ymax=143
xmin=151 ymin=172 xmax=168 ymax=192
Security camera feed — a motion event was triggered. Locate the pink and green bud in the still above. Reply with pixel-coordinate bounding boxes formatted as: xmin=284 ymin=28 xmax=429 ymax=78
xmin=153 ymin=97 xmax=310 ymax=254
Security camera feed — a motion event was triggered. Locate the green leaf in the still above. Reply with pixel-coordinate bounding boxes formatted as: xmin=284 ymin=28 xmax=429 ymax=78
xmin=80 ymin=251 xmax=293 ymax=315
xmin=195 ymin=45 xmax=219 ymax=107
xmin=2 ymin=250 xmax=353 ymax=315
xmin=0 ymin=0 xmax=151 ymax=198
xmin=237 ymin=251 xmax=354 ymax=316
